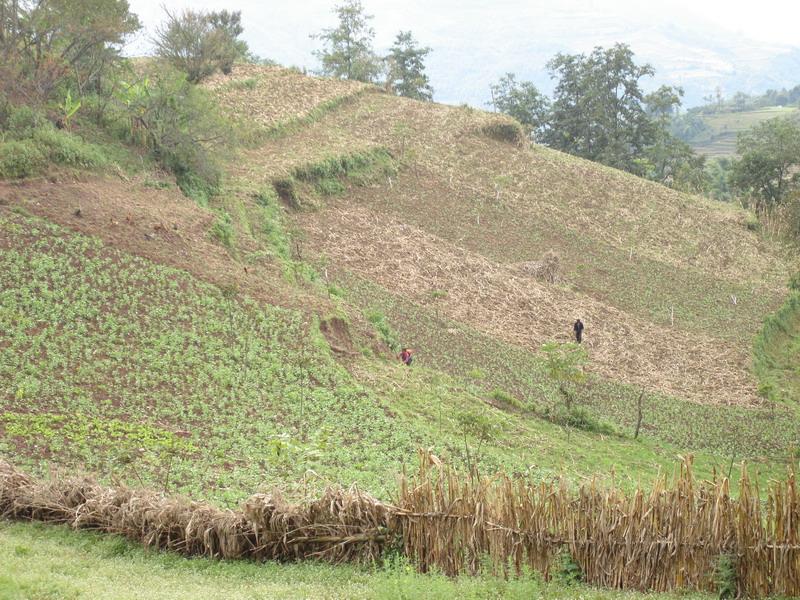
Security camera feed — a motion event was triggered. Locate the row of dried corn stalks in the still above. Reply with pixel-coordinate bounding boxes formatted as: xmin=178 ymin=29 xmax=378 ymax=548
xmin=394 ymin=451 xmax=800 ymax=597
xmin=0 ymin=460 xmax=388 ymax=563
xmin=2 ymin=454 xmax=799 ymax=597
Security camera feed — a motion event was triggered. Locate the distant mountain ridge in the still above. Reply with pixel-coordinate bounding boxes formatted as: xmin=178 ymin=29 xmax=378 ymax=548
xmin=233 ymin=2 xmax=800 ymax=109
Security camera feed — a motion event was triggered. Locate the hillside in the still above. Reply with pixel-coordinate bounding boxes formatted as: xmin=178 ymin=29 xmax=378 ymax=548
xmin=681 ymin=105 xmax=800 ymax=157
xmin=2 ymin=64 xmax=799 ymax=529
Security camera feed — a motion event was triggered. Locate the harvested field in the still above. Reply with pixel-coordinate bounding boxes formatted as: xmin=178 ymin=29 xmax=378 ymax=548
xmin=302 ymin=200 xmax=759 ymax=405
xmin=203 ymin=64 xmax=369 ymax=129
xmin=200 ymin=67 xmax=794 ymax=407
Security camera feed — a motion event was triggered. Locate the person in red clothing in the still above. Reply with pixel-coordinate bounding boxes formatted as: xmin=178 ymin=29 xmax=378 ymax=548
xmin=399 ymin=347 xmax=414 ymax=366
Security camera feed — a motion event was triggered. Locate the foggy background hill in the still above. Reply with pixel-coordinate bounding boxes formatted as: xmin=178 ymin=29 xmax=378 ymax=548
xmin=126 ymin=0 xmax=800 ymax=108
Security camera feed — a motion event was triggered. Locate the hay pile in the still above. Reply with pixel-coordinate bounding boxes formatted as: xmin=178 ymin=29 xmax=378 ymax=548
xmin=0 ymin=460 xmax=388 ymax=563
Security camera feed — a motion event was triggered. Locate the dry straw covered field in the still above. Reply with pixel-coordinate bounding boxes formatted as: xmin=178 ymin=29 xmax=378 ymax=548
xmin=207 ymin=65 xmax=792 ymax=407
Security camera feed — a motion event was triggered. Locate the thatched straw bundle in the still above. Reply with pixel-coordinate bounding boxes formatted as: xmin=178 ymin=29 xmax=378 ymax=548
xmin=243 ymin=485 xmax=389 ymax=563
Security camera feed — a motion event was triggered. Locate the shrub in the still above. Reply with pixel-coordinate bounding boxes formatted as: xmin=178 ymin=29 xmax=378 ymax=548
xmin=715 ymin=553 xmax=738 ymax=599
xmin=489 ymin=389 xmax=523 ymax=409
xmin=110 ymin=67 xmax=228 ymax=203
xmin=365 ymin=309 xmax=400 ymax=352
xmin=272 ymin=177 xmax=300 ymax=209
xmin=210 ymin=212 xmax=234 ymax=248
xmin=32 ymin=127 xmax=106 ymax=168
xmin=6 ymin=105 xmax=45 ymax=138
xmin=480 ymin=120 xmax=526 ymax=146
xmin=543 ymin=405 xmax=616 ymax=435
xmin=553 ymin=549 xmax=583 ymax=585
xmin=291 ymin=149 xmax=396 ymax=197
xmin=253 ymin=188 xmax=291 ymax=260
xmin=0 ymin=140 xmax=46 ymax=178
xmin=175 ymin=171 xmax=218 ymax=207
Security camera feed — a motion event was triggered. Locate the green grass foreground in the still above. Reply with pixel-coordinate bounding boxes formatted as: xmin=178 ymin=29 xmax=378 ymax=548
xmin=0 ymin=521 xmax=720 ymax=600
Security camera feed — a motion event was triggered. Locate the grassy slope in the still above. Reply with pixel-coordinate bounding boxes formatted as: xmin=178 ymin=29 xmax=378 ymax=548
xmin=4 ymin=208 xmax=770 ymax=506
xmin=686 ymin=106 xmax=800 ymax=158
xmin=0 ymin=521 xmax=718 ymax=600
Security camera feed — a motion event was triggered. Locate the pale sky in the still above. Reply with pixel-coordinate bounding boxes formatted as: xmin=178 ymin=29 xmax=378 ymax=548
xmin=123 ymin=0 xmax=800 ymax=106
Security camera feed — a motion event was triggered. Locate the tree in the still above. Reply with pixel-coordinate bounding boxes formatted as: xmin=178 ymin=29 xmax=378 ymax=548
xmin=730 ymin=117 xmax=800 ymax=213
xmin=639 ymin=85 xmax=708 ymax=193
xmin=312 ymin=0 xmax=380 ymax=83
xmin=488 ymin=73 xmax=549 ymax=140
xmin=543 ymin=43 xmax=656 ymax=172
xmin=153 ymin=8 xmax=248 ymax=83
xmin=0 ymin=0 xmax=140 ymax=99
xmin=386 ymin=31 xmax=432 ymax=101
xmin=541 ymin=341 xmax=587 ymax=412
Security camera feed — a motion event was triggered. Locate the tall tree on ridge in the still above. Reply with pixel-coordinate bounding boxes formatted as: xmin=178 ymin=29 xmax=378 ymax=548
xmin=312 ymin=0 xmax=380 ymax=83
xmin=544 ymin=43 xmax=656 ymax=172
xmin=386 ymin=30 xmax=433 ymax=101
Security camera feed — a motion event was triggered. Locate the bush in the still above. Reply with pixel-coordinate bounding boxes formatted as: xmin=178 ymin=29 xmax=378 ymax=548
xmin=365 ymin=309 xmax=400 ymax=352
xmin=543 ymin=405 xmax=616 ymax=435
xmin=6 ymin=105 xmax=45 ymax=138
xmin=253 ymin=188 xmax=291 ymax=260
xmin=110 ymin=67 xmax=228 ymax=202
xmin=210 ymin=212 xmax=234 ymax=248
xmin=553 ymin=549 xmax=583 ymax=585
xmin=480 ymin=120 xmax=526 ymax=146
xmin=291 ymin=149 xmax=396 ymax=197
xmin=32 ymin=128 xmax=106 ymax=168
xmin=272 ymin=177 xmax=300 ymax=209
xmin=715 ymin=553 xmax=738 ymax=599
xmin=0 ymin=121 xmax=106 ymax=179
xmin=0 ymin=140 xmax=46 ymax=178
xmin=489 ymin=389 xmax=523 ymax=409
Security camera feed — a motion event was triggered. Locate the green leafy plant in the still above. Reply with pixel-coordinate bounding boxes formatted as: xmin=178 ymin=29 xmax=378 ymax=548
xmin=715 ymin=553 xmax=738 ymax=599
xmin=62 ymin=90 xmax=82 ymax=129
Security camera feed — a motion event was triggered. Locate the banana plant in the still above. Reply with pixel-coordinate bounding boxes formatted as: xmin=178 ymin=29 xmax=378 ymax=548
xmin=62 ymin=89 xmax=81 ymax=129
xmin=114 ymin=78 xmax=152 ymax=145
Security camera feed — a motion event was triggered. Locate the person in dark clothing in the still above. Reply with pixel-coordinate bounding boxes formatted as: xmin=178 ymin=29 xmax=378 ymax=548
xmin=573 ymin=319 xmax=584 ymax=343
xmin=399 ymin=348 xmax=414 ymax=366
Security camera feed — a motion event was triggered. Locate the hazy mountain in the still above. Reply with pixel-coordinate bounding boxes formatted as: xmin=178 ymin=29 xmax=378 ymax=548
xmin=127 ymin=0 xmax=800 ymax=109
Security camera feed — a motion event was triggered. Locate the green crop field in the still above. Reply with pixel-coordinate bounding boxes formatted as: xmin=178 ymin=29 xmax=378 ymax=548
xmin=687 ymin=106 xmax=800 ymax=157
xmin=5 ymin=208 xmax=780 ymax=506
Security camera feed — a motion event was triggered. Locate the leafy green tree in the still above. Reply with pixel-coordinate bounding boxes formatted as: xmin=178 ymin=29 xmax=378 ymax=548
xmin=638 ymin=86 xmax=707 ymax=193
xmin=0 ymin=0 xmax=140 ymax=99
xmin=544 ymin=43 xmax=656 ymax=172
xmin=541 ymin=341 xmax=587 ymax=411
xmin=730 ymin=117 xmax=800 ymax=213
xmin=153 ymin=8 xmax=248 ymax=83
xmin=312 ymin=0 xmax=380 ymax=83
xmin=488 ymin=73 xmax=550 ymax=140
xmin=386 ymin=30 xmax=432 ymax=101
xmin=705 ymin=157 xmax=734 ymax=201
